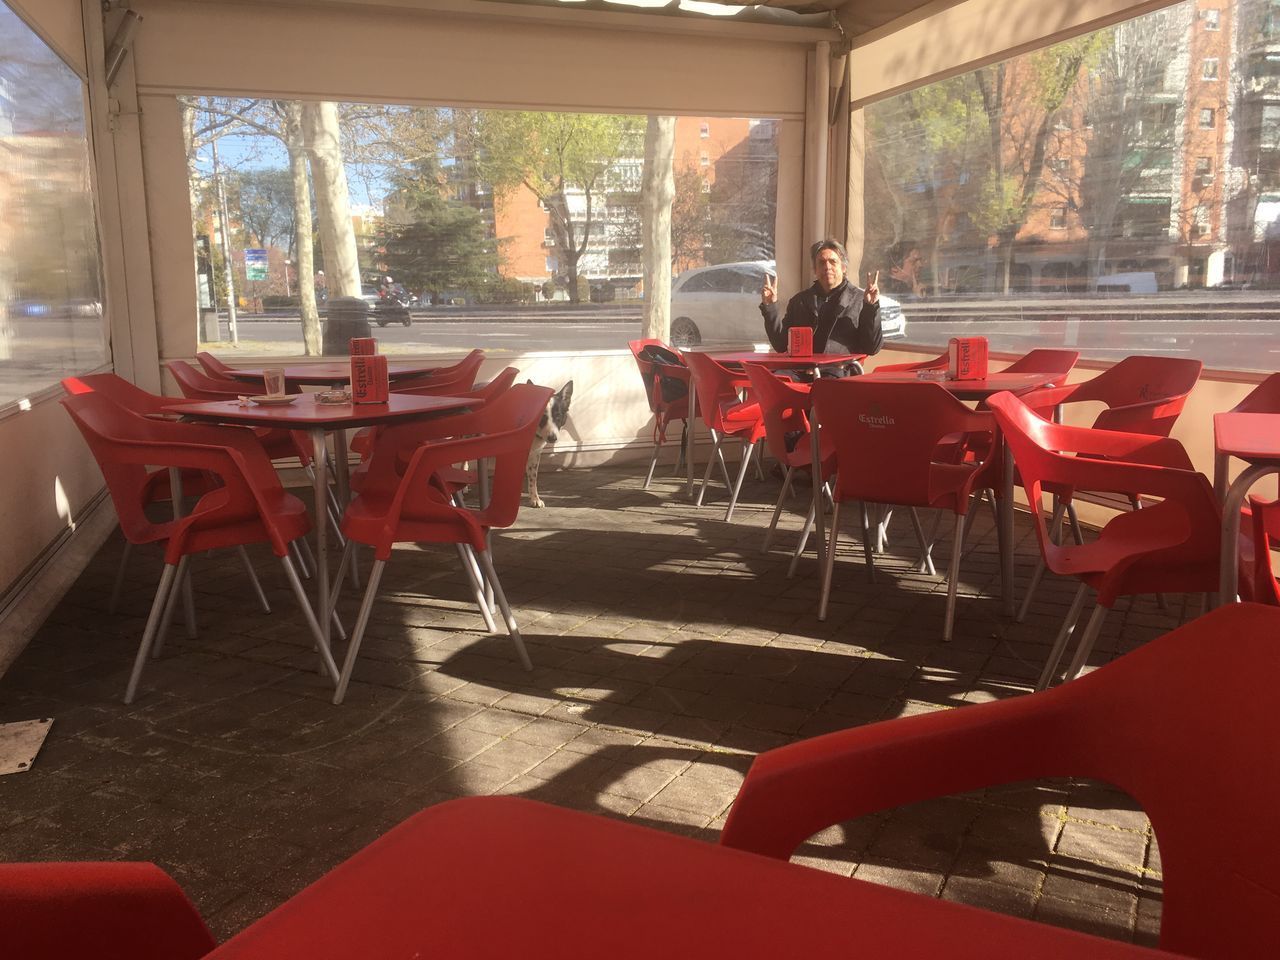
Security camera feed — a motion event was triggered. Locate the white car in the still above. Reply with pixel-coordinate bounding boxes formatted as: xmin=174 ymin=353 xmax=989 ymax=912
xmin=668 ymin=259 xmax=907 ymax=348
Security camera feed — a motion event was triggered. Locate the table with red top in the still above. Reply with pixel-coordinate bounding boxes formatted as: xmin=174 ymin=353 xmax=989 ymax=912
xmin=857 ymin=369 xmax=1063 ymax=616
xmin=203 ymin=796 xmax=1173 ymax=960
xmin=1214 ymin=411 xmax=1280 ymax=604
xmin=225 ymin=361 xmax=440 ymax=388
xmin=681 ymin=350 xmax=866 ymax=500
xmin=166 ymin=393 xmax=473 ymax=666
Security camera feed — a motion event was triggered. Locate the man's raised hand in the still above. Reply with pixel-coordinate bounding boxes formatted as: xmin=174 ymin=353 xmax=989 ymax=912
xmin=761 ymin=274 xmax=777 ymax=305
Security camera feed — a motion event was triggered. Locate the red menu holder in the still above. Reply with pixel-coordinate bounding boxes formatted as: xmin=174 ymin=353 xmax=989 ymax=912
xmin=349 ymin=337 xmax=378 ymax=357
xmin=351 ymin=354 xmax=389 ymax=403
xmin=788 ymin=326 xmax=813 ymax=357
xmin=947 ymin=337 xmax=989 ymax=381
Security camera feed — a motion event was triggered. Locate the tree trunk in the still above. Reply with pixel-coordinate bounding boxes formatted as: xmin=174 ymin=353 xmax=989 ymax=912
xmin=640 ymin=116 xmax=676 ymax=341
xmin=301 ymin=101 xmax=361 ymax=298
xmin=283 ymin=103 xmax=321 ymax=355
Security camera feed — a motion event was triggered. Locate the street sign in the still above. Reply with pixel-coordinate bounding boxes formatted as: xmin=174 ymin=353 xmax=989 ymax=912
xmin=245 ymin=248 xmax=269 ymax=281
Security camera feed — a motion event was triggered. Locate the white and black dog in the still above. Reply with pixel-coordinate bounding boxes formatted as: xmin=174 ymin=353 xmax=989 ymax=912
xmin=526 ymin=381 xmax=573 ymax=508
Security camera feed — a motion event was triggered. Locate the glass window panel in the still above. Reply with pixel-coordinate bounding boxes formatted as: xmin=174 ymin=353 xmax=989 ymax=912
xmin=183 ymin=101 xmax=778 ymax=354
xmin=0 ymin=2 xmax=108 ymax=406
xmin=861 ymin=0 xmax=1280 ymax=371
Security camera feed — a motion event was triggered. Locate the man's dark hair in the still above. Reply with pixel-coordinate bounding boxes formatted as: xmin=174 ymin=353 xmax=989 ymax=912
xmin=809 ymin=239 xmax=849 ymax=270
xmin=886 ymin=240 xmax=919 ymax=269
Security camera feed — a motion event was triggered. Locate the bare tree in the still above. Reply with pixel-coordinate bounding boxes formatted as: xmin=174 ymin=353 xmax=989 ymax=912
xmin=301 ymin=102 xmax=362 ymax=298
xmin=641 ymin=116 xmax=676 ymax=340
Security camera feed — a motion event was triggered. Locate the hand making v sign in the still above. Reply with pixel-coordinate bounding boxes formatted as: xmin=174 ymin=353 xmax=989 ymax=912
xmin=761 ymin=273 xmax=777 ymax=305
xmin=865 ymin=270 xmax=880 ymax=306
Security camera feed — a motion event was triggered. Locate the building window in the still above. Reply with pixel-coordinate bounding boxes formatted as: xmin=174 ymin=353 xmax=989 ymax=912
xmin=1192 ymin=205 xmax=1211 ymax=238
xmin=1202 ymin=58 xmax=1219 ymax=81
xmin=1200 ymin=107 xmax=1216 ymax=129
xmin=700 ymin=178 xmax=711 ymax=194
xmin=1202 ymin=9 xmax=1220 ymax=30
xmin=1263 ymin=104 xmax=1280 ymax=150
xmin=543 ymin=228 xmax=556 ymax=247
xmin=699 ymin=122 xmax=710 ymax=139
xmin=699 ymin=152 xmax=710 ymax=167
xmin=1195 ymin=156 xmax=1213 ymax=182
xmin=1050 ymin=205 xmax=1067 ymax=230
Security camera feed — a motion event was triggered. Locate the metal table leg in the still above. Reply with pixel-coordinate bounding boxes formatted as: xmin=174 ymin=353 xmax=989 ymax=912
xmin=685 ymin=382 xmax=698 ymax=498
xmin=311 ymin=428 xmax=331 ymax=654
xmin=1218 ymin=463 xmax=1279 ymax=607
xmin=1001 ymin=437 xmax=1015 ymax=617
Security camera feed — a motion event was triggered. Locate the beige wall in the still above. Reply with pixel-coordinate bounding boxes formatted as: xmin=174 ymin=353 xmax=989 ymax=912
xmin=846 ymin=0 xmax=1182 ymax=106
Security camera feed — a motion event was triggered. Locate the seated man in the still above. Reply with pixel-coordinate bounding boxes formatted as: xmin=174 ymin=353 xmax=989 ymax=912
xmin=760 ymin=240 xmax=883 ymax=367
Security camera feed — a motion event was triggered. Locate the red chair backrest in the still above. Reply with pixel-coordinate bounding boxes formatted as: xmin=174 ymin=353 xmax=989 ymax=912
xmin=742 ymin=363 xmax=811 ymax=466
xmin=811 ymin=379 xmax=993 ymax=508
xmin=461 ymin=366 xmax=519 ymax=405
xmin=1000 ymin=348 xmax=1078 ymax=380
xmin=871 ymin=350 xmax=949 ymax=374
xmin=63 ymin=373 xmax=186 ymax=417
xmin=1065 ymin=355 xmax=1202 ymax=435
xmin=629 ymin=339 xmax=689 ymax=416
xmin=167 ymin=360 xmax=261 ymax=400
xmin=682 ymin=351 xmax=753 ymax=433
xmin=195 ymin=351 xmax=235 ymax=380
xmin=392 ymin=351 xmax=485 ymax=395
xmin=1232 ymin=372 xmax=1280 ymax=414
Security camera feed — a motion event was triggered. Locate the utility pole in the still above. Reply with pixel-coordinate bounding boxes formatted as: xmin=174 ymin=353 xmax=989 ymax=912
xmin=210 ymin=138 xmax=239 ymax=344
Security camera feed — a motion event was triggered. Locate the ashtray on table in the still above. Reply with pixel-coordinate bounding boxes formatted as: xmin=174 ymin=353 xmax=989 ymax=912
xmin=316 ymin=390 xmax=352 ymax=404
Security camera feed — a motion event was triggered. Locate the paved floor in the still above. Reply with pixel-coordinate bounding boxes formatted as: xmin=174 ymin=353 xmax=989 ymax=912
xmin=0 ymin=463 xmax=1182 ymax=946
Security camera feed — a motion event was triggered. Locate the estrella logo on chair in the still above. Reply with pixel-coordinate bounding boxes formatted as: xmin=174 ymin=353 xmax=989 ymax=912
xmin=858 ymin=403 xmax=895 ymax=427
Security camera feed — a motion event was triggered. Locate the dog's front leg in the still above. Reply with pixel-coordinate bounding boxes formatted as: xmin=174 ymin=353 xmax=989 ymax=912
xmin=526 ymin=454 xmax=545 ymax=508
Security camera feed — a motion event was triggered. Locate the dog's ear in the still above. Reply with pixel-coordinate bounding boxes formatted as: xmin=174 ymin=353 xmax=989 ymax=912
xmin=527 ymin=379 xmax=534 ymax=385
xmin=557 ymin=381 xmax=573 ymax=401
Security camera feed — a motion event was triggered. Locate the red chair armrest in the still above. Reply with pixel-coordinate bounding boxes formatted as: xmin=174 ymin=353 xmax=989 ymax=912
xmin=721 ymin=693 xmax=1063 ymax=860
xmin=0 ymin=861 xmax=215 ymax=960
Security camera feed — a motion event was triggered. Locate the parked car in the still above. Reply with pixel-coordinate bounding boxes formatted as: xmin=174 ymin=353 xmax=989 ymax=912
xmin=668 ymin=259 xmax=907 ymax=347
xmin=361 ymin=287 xmax=412 ymax=327
xmin=1094 ymin=272 xmax=1158 ymax=295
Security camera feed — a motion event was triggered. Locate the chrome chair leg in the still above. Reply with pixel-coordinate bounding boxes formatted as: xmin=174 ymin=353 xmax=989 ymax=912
xmin=333 ymin=558 xmax=386 ymax=704
xmin=818 ymin=500 xmax=842 ymax=621
xmin=1062 ymin=602 xmax=1109 ymax=682
xmin=909 ymin=507 xmax=936 ymax=576
xmin=152 ymin=556 xmax=191 ymax=659
xmin=108 ymin=541 xmax=132 ymax=613
xmin=644 ymin=437 xmax=662 ymax=489
xmin=724 ymin=440 xmax=756 ymax=522
xmin=943 ymin=513 xmax=965 ymax=642
xmin=125 ymin=561 xmax=181 ymax=704
xmin=788 ymin=500 xmax=816 ymax=579
xmin=697 ymin=430 xmax=723 ymax=506
xmin=474 ymin=548 xmax=533 ymax=671
xmin=278 ymin=552 xmax=339 ymax=685
xmin=859 ymin=502 xmax=875 ymax=582
xmin=456 ymin=543 xmax=498 ymax=632
xmin=239 ymin=546 xmax=271 ymax=614
xmin=1036 ymin=582 xmax=1089 ymax=690
xmin=762 ymin=466 xmax=794 ymax=553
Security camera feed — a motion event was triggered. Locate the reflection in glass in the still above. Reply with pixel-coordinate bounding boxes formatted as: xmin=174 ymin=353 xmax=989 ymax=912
xmin=0 ymin=2 xmax=107 ymax=406
xmin=862 ymin=0 xmax=1280 ymax=371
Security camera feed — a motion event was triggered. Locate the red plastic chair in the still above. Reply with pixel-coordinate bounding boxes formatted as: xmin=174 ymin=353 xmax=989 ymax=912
xmin=682 ymin=350 xmax=766 ymax=522
xmin=628 ymin=339 xmax=690 ymax=488
xmin=741 ymin=363 xmax=833 ymax=554
xmin=62 ymin=374 xmax=279 ymax=615
xmin=988 ymin=390 xmax=1220 ymax=688
xmin=350 ymin=367 xmax=520 ymax=463
xmin=721 ymin=601 xmax=1280 ymax=960
xmin=329 ymin=382 xmax=552 ymax=703
xmin=61 ymin=390 xmax=339 ymax=702
xmin=811 ymin=379 xmax=999 ymax=639
xmin=1015 ymin=355 xmax=1203 ymax=621
xmin=0 ymin=861 xmax=216 ymax=960
xmin=390 ymin=349 xmax=485 ymax=394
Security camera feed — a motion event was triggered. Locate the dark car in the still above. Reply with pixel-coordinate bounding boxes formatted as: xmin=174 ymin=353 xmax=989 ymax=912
xmin=361 ymin=287 xmax=411 ymax=327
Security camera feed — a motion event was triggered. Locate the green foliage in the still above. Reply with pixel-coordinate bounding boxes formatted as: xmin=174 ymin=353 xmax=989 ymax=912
xmin=474 ymin=276 xmax=534 ymax=304
xmin=378 ymin=158 xmax=497 ymax=298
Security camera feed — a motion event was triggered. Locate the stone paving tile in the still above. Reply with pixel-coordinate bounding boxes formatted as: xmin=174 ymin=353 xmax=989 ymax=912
xmin=0 ymin=464 xmax=1187 ymax=944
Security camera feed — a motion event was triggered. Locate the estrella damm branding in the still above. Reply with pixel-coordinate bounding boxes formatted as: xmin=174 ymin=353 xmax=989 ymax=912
xmin=859 ymin=402 xmax=895 ymax=427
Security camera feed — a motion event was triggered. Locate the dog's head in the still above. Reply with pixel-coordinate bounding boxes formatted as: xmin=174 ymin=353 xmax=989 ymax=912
xmin=534 ymin=380 xmax=573 ymax=445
